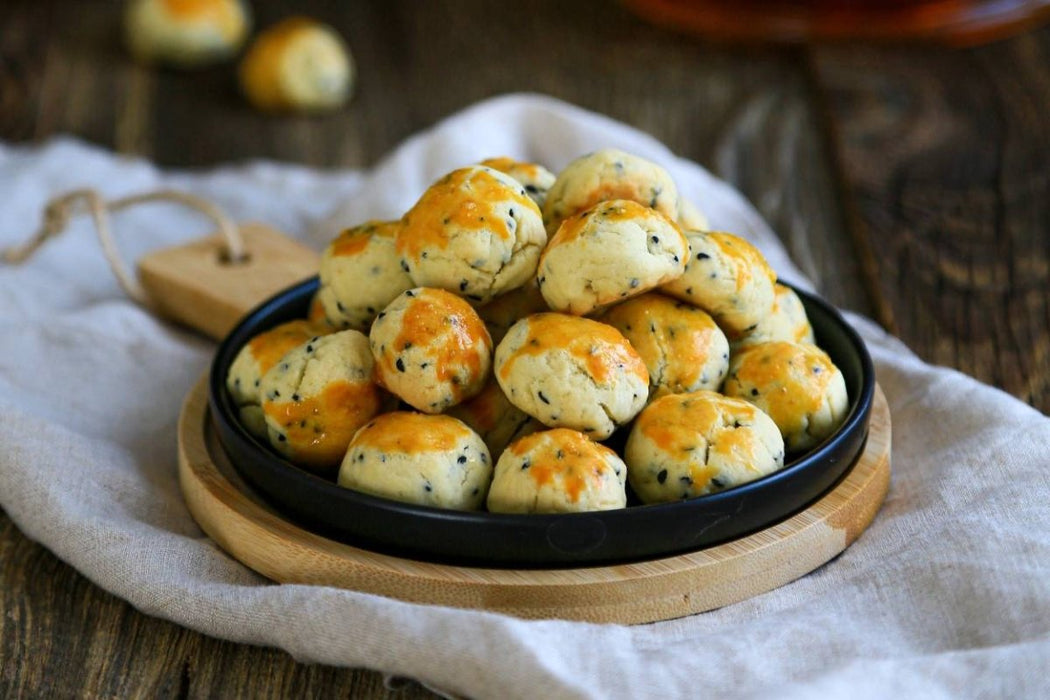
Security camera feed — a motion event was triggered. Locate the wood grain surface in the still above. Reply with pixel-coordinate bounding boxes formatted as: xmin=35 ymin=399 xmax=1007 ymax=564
xmin=2 ymin=0 xmax=1048 ymax=696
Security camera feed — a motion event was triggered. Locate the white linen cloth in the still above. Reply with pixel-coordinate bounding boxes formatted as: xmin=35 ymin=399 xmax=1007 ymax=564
xmin=1 ymin=94 xmax=1048 ymax=699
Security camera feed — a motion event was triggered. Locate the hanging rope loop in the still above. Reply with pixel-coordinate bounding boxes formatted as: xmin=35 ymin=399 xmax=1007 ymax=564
xmin=2 ymin=188 xmax=246 ymax=308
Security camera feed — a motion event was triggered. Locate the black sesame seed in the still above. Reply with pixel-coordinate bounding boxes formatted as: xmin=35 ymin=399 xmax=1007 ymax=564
xmin=685 ymin=287 xmax=693 ymax=295
xmin=697 ymin=252 xmax=710 ymax=260
xmin=657 ymin=469 xmax=668 ymax=484
xmin=672 ymin=255 xmax=679 ymax=263
xmin=457 ymin=455 xmax=467 ymax=464
xmin=509 ymin=208 xmax=515 ymax=217
xmin=630 ymin=278 xmax=640 ymax=288
xmin=277 ymin=434 xmax=286 ymax=442
xmin=711 ymin=478 xmax=725 ymax=489
xmin=405 ymin=289 xmax=415 ymax=297
xmin=396 ymin=358 xmax=406 ymax=372
xmin=273 ymin=390 xmax=280 ymax=397
xmin=292 ymin=393 xmax=300 ymax=401
xmin=651 ymin=235 xmax=660 ymax=244
xmin=556 ymin=449 xmax=564 ymax=459
xmin=254 ymin=379 xmax=260 ymax=387
xmin=401 ymin=260 xmax=410 ymax=272
xmin=367 ymin=306 xmax=375 ymax=314
xmin=305 ymin=344 xmax=314 ymax=353
xmin=357 ymin=453 xmax=364 ymax=461
xmin=336 ymin=301 xmax=346 ymax=312
xmin=424 ymin=483 xmax=432 ymax=492
xmin=751 ymin=388 xmax=759 ymax=396
xmin=525 ymin=184 xmax=538 ymax=193
xmin=459 ymin=280 xmax=468 ymax=291
xmin=377 ymin=311 xmax=386 ymax=319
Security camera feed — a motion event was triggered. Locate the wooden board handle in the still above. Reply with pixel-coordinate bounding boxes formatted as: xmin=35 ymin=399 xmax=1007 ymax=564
xmin=137 ymin=223 xmax=320 ymax=340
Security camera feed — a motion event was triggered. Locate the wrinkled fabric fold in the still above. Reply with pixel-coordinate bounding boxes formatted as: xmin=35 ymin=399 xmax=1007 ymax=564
xmin=1 ymin=94 xmax=1048 ymax=699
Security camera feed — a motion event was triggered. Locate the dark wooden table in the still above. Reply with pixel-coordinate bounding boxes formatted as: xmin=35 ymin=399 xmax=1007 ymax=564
xmin=2 ymin=0 xmax=1048 ymax=696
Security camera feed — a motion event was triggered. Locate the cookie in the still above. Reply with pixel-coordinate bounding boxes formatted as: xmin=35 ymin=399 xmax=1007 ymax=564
xmin=733 ymin=283 xmax=815 ymax=349
xmin=661 ymin=230 xmax=777 ymax=338
xmin=238 ymin=17 xmax=353 ymax=113
xmin=494 ymin=312 xmax=648 ymax=439
xmin=124 ymin=0 xmax=250 ymax=67
xmin=479 ymin=157 xmax=556 ymax=209
xmin=537 ymin=199 xmax=688 ymax=315
xmin=316 ymin=220 xmax=413 ymax=330
xmin=369 ymin=287 xmax=492 ymax=413
xmin=259 ymin=329 xmax=381 ymax=475
xmin=624 ymin=390 xmax=784 ymax=504
xmin=486 ymin=429 xmax=627 ymax=513
xmin=542 ymin=148 xmax=679 ymax=235
xmin=338 ymin=412 xmax=491 ymax=511
xmin=226 ymin=319 xmax=330 ymax=437
xmin=722 ymin=341 xmax=849 ymax=453
xmin=397 ymin=165 xmax=546 ymax=304
xmin=598 ymin=292 xmax=730 ymax=397
xmin=446 ymin=376 xmax=544 ymax=459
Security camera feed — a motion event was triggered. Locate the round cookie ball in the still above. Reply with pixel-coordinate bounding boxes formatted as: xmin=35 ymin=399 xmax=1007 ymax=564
xmin=722 ymin=341 xmax=849 ymax=453
xmin=733 ymin=283 xmax=815 ymax=350
xmin=479 ymin=157 xmax=557 ymax=209
xmin=661 ymin=230 xmax=777 ymax=338
xmin=369 ymin=287 xmax=492 ymax=413
xmin=238 ymin=17 xmax=353 ymax=113
xmin=678 ymin=198 xmax=710 ymax=231
xmin=338 ymin=412 xmax=491 ymax=511
xmin=625 ymin=391 xmax=785 ymax=504
xmin=537 ymin=199 xmax=688 ymax=316
xmin=494 ymin=312 xmax=649 ymax=439
xmin=599 ymin=292 xmax=730 ymax=398
xmin=487 ymin=429 xmax=627 ymax=513
xmin=447 ymin=376 xmax=544 ymax=459
xmin=397 ymin=165 xmax=547 ymax=304
xmin=259 ymin=329 xmax=381 ymax=475
xmin=124 ymin=0 xmax=250 ymax=67
xmin=226 ymin=319 xmax=330 ymax=438
xmin=542 ymin=148 xmax=679 ymax=235
xmin=316 ymin=220 xmax=413 ymax=330
xmin=476 ymin=277 xmax=549 ymax=345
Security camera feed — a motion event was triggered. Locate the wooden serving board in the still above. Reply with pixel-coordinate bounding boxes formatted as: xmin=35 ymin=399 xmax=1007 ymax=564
xmin=178 ymin=377 xmax=891 ymax=624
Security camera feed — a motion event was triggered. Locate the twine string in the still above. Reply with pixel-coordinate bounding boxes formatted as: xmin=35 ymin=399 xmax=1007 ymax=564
xmin=2 ymin=188 xmax=246 ymax=308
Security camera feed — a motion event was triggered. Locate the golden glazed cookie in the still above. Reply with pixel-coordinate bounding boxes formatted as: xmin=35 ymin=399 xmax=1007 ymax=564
xmin=487 ymin=429 xmax=627 ymax=513
xmin=733 ymin=283 xmax=815 ymax=350
xmin=397 ymin=165 xmax=547 ymax=304
xmin=625 ymin=391 xmax=785 ymax=504
xmin=226 ymin=319 xmax=330 ymax=437
xmin=238 ymin=17 xmax=354 ymax=112
xmin=446 ymin=376 xmax=544 ymax=459
xmin=316 ymin=220 xmax=413 ymax=330
xmin=722 ymin=341 xmax=849 ymax=453
xmin=124 ymin=0 xmax=250 ymax=67
xmin=479 ymin=157 xmax=557 ymax=209
xmin=537 ymin=199 xmax=688 ymax=316
xmin=599 ymin=292 xmax=730 ymax=398
xmin=494 ymin=313 xmax=649 ymax=440
xmin=259 ymin=330 xmax=381 ymax=475
xmin=369 ymin=288 xmax=492 ymax=413
xmin=542 ymin=148 xmax=679 ymax=235
xmin=661 ymin=230 xmax=777 ymax=338
xmin=338 ymin=412 xmax=492 ymax=511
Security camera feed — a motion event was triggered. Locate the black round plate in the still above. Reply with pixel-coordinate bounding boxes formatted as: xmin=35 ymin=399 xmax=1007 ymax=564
xmin=209 ymin=279 xmax=875 ymax=568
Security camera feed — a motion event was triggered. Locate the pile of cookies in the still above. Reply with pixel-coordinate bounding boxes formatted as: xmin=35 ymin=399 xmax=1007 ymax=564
xmin=226 ymin=149 xmax=850 ymax=514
